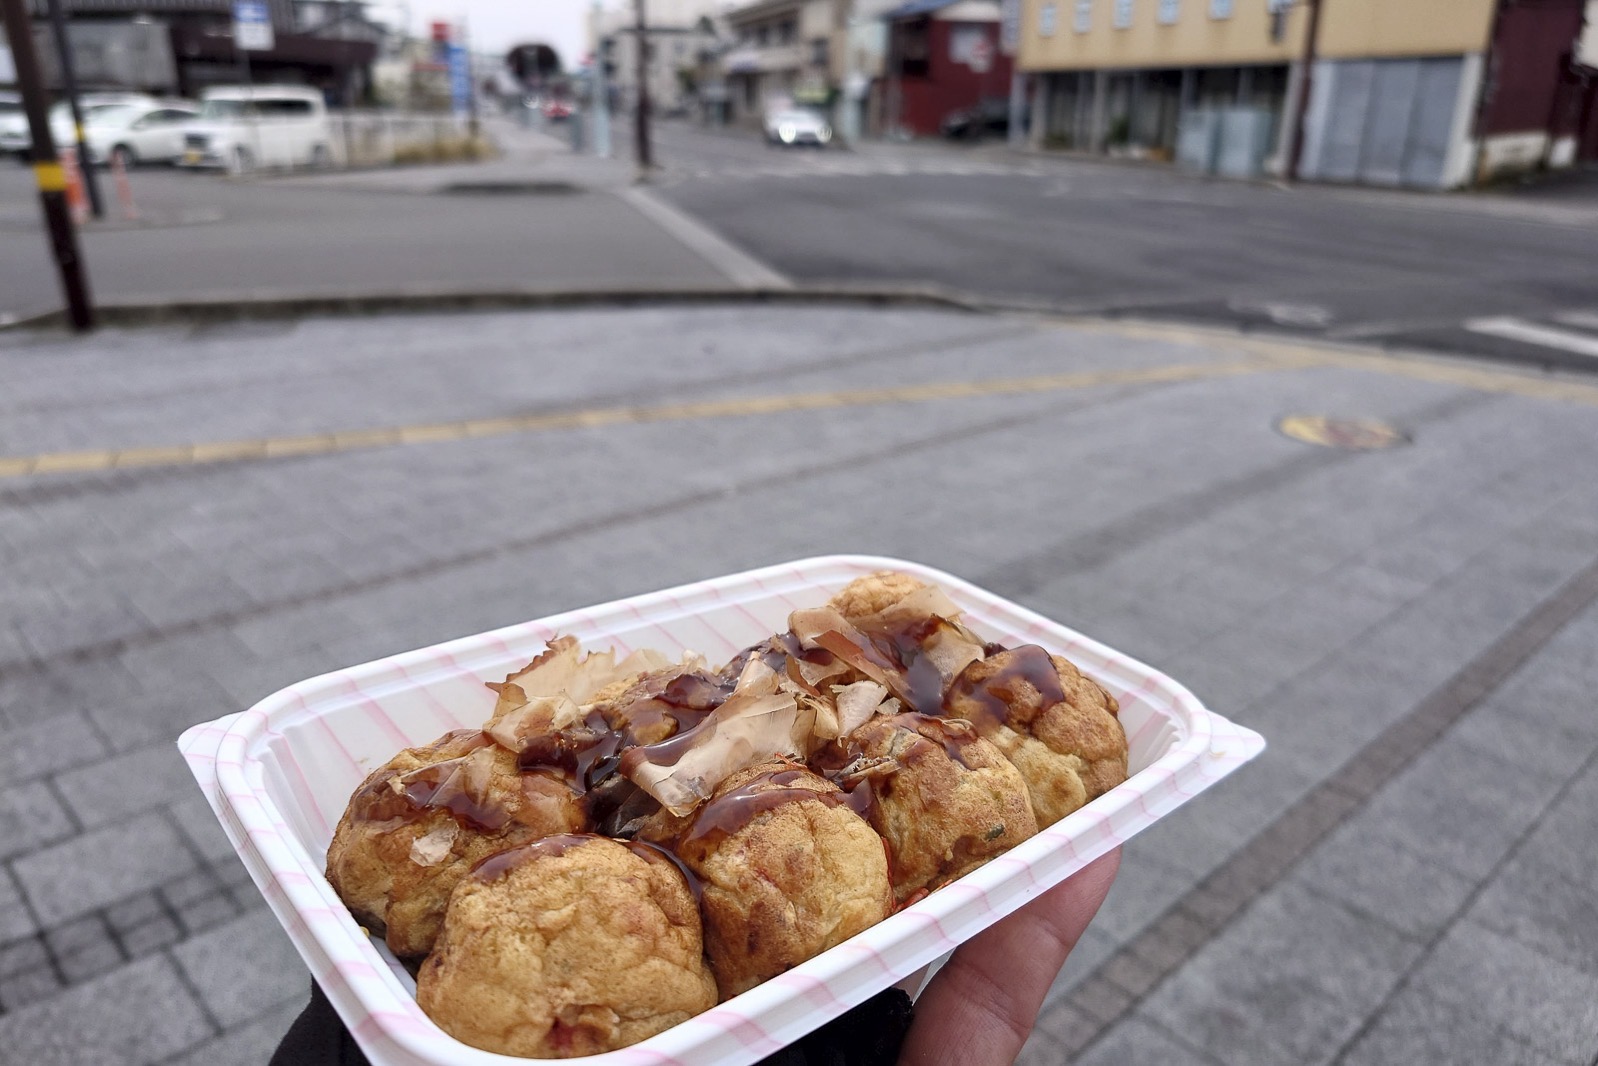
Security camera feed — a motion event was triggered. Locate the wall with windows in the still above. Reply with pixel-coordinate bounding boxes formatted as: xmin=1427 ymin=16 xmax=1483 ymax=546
xmin=1016 ymin=0 xmax=1305 ymax=71
xmin=1017 ymin=0 xmax=1498 ymax=73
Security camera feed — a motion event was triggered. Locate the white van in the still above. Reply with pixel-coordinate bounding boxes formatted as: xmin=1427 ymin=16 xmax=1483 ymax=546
xmin=180 ymin=85 xmax=333 ymax=173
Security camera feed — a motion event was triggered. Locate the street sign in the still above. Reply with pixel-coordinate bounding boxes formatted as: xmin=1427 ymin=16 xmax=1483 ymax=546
xmin=968 ymin=36 xmax=993 ymax=73
xmin=447 ymin=41 xmax=471 ymax=117
xmin=232 ymin=0 xmax=274 ymax=52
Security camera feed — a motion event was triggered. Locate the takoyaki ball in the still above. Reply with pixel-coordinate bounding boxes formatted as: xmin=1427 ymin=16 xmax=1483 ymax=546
xmin=416 ymin=835 xmax=717 ymax=1058
xmin=638 ymin=760 xmax=893 ymax=998
xmin=825 ymin=712 xmax=1037 ymax=903
xmin=325 ymin=729 xmax=584 ymax=957
xmin=943 ymin=645 xmax=1127 ymax=827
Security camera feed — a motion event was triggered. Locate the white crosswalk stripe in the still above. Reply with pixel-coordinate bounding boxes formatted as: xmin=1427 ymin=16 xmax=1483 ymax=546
xmin=659 ymin=155 xmax=1041 ymax=185
xmin=1465 ymin=315 xmax=1598 ymax=360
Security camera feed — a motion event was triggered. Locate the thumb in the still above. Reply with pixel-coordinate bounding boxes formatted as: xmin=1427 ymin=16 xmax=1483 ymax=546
xmin=897 ymin=848 xmax=1121 ymax=1066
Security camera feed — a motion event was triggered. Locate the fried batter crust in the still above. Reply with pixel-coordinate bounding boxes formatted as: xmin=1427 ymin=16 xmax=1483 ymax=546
xmin=837 ymin=713 xmax=1038 ymax=902
xmin=325 ymin=730 xmax=585 ymax=958
xmin=417 ymin=836 xmax=717 ymax=1058
xmin=943 ymin=651 xmax=1127 ymax=827
xmin=640 ymin=761 xmax=893 ymax=997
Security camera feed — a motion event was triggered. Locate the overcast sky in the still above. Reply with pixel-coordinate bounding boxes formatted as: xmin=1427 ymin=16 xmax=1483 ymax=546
xmin=373 ymin=0 xmax=624 ymax=69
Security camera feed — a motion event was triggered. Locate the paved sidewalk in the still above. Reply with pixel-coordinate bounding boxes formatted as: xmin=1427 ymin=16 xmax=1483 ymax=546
xmin=0 ymin=306 xmax=1596 ymax=1064
xmin=0 ymin=120 xmax=737 ymax=321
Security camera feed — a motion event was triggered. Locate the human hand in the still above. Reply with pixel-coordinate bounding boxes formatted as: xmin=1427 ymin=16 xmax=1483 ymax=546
xmin=896 ymin=848 xmax=1121 ymax=1066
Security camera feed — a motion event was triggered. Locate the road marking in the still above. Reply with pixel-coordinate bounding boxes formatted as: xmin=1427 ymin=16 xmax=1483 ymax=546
xmin=616 ymin=186 xmax=793 ymax=290
xmin=1465 ymin=316 xmax=1598 ymax=359
xmin=0 ymin=357 xmax=1281 ymax=481
xmin=1045 ymin=316 xmax=1598 ymax=407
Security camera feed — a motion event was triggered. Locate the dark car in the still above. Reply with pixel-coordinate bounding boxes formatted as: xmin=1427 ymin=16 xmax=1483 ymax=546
xmin=940 ymin=100 xmax=1022 ymax=141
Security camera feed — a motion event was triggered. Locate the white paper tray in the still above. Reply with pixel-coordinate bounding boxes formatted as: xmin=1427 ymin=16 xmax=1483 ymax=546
xmin=178 ymin=555 xmax=1263 ymax=1066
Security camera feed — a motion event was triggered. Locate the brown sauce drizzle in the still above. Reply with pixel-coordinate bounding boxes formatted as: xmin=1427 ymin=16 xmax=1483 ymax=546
xmin=774 ymin=631 xmax=836 ymax=668
xmin=396 ymin=758 xmax=510 ymax=833
xmin=679 ymin=768 xmax=854 ymax=850
xmin=623 ymin=839 xmax=705 ymax=903
xmin=517 ymin=670 xmax=737 ymax=796
xmin=910 ymin=716 xmax=982 ymax=771
xmin=854 ymin=616 xmax=951 ymax=716
xmin=943 ymin=644 xmax=1064 ymax=732
xmin=469 ymin=833 xmax=601 ymax=882
xmin=351 ymin=733 xmax=510 ymax=833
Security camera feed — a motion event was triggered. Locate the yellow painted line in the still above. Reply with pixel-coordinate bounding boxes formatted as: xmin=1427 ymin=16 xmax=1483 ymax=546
xmin=1252 ymin=343 xmax=1598 ymax=409
xmin=0 ymin=357 xmax=1283 ymax=481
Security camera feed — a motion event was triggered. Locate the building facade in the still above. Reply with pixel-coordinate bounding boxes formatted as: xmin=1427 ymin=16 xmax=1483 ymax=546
xmin=17 ymin=0 xmax=376 ymax=103
xmin=720 ymin=0 xmax=840 ymax=121
xmin=595 ymin=0 xmax=729 ymax=118
xmin=1017 ymin=0 xmax=1594 ymax=188
xmin=883 ymin=0 xmax=1013 ymax=137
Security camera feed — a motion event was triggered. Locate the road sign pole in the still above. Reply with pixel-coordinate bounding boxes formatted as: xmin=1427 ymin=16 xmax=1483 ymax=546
xmin=45 ymin=0 xmax=103 ymax=218
xmin=0 ymin=0 xmax=94 ymax=329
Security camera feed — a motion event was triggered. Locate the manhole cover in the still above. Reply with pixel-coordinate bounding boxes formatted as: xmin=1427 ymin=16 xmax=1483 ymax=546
xmin=440 ymin=181 xmax=581 ymax=195
xmin=1276 ymin=415 xmax=1409 ymax=450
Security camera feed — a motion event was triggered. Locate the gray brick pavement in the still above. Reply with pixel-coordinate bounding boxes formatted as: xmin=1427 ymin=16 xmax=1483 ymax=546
xmin=13 ymin=812 xmax=200 ymax=927
xmin=0 ymin=955 xmax=214 ymax=1065
xmin=2 ymin=307 xmax=1597 ymax=1065
xmin=172 ymin=909 xmax=306 ymax=1028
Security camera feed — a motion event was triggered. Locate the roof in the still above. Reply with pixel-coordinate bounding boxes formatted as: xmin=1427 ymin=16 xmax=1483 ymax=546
xmin=881 ymin=0 xmax=1002 ymax=21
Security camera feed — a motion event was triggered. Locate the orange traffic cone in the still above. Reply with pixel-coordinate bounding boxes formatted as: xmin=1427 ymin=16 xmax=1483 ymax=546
xmin=60 ymin=147 xmax=87 ymax=225
xmin=110 ymin=151 xmax=139 ymax=221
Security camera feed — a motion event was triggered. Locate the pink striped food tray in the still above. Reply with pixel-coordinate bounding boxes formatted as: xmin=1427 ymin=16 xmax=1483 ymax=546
xmin=178 ymin=554 xmax=1264 ymax=1066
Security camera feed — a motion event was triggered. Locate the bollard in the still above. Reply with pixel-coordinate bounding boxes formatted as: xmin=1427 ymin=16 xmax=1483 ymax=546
xmin=60 ymin=146 xmax=87 ymax=224
xmin=110 ymin=151 xmax=138 ymax=221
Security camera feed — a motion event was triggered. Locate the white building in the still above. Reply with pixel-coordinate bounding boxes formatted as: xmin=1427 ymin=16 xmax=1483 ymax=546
xmin=594 ymin=0 xmax=733 ymax=117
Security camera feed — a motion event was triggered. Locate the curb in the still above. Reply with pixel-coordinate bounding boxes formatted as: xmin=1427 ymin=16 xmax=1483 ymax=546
xmin=0 ymin=283 xmax=1001 ymax=332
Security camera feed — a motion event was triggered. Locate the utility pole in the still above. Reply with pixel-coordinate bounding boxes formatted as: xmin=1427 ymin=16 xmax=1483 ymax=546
xmin=1285 ymin=0 xmax=1322 ymax=181
xmin=44 ymin=0 xmax=104 ymax=218
xmin=632 ymin=0 xmax=652 ymax=172
xmin=591 ymin=0 xmax=612 ymax=157
xmin=1 ymin=0 xmax=94 ymax=329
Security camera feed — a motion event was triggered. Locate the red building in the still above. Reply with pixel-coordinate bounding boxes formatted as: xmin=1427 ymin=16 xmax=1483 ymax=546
xmin=884 ymin=0 xmax=1012 ymax=138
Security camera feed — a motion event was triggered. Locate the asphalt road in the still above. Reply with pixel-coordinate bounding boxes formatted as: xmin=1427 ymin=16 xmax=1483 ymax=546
xmin=4 ymin=117 xmax=1598 ymax=371
xmin=649 ymin=122 xmax=1598 ymax=371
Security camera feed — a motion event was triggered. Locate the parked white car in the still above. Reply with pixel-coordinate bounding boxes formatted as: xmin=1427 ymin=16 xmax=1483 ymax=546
xmin=70 ymin=101 xmax=199 ymax=166
xmin=0 ymin=91 xmax=25 ymax=156
xmin=180 ymin=86 xmax=334 ymax=173
xmin=3 ymin=92 xmax=155 ymax=158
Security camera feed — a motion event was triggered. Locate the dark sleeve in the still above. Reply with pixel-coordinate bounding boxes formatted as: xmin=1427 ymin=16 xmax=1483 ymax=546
xmin=269 ymin=982 xmax=371 ymax=1066
xmin=755 ymin=988 xmax=915 ymax=1066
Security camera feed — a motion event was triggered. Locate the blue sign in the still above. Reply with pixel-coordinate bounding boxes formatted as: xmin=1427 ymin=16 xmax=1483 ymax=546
xmin=447 ymin=42 xmax=471 ymax=117
xmin=232 ymin=0 xmax=274 ymax=51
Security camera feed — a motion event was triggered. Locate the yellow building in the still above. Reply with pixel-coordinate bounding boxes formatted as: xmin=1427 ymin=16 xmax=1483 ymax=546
xmin=1014 ymin=0 xmax=1587 ymax=187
